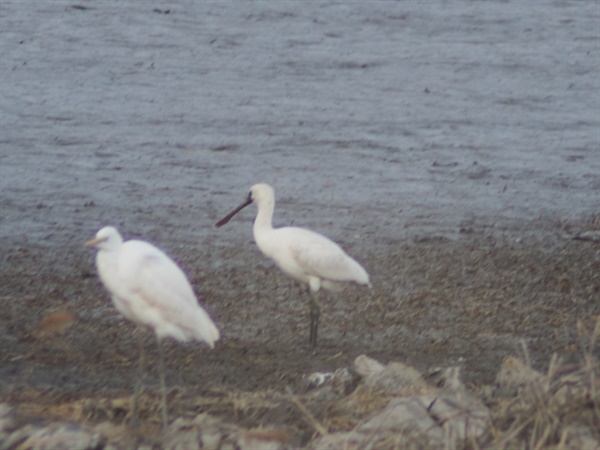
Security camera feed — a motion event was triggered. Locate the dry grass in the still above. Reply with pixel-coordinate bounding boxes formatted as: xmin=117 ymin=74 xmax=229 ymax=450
xmin=484 ymin=320 xmax=599 ymax=450
xmin=2 ymin=321 xmax=598 ymax=449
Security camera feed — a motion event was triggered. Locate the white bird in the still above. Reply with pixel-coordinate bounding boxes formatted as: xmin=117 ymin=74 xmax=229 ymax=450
xmin=85 ymin=226 xmax=219 ymax=429
xmin=216 ymin=183 xmax=370 ymax=348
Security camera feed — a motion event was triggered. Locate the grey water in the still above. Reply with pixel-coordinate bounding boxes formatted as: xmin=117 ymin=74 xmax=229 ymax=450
xmin=1 ymin=0 xmax=598 ymax=250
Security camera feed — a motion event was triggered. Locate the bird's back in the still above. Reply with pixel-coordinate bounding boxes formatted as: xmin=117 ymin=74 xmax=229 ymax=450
xmin=259 ymin=226 xmax=369 ymax=289
xmin=104 ymin=240 xmax=220 ymax=347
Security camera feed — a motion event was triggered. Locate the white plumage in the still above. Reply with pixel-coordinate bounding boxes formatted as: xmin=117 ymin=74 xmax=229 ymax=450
xmin=216 ymin=183 xmax=370 ymax=347
xmin=85 ymin=226 xmax=219 ymax=428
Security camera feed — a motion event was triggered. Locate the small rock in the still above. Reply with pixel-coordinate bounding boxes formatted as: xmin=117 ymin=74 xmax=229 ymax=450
xmin=427 ymin=366 xmax=467 ymax=393
xmin=2 ymin=422 xmax=106 ymax=450
xmin=353 ymin=355 xmax=385 ymax=378
xmin=163 ymin=413 xmax=289 ymax=450
xmin=305 ymin=372 xmax=334 ymax=389
xmin=312 ymin=392 xmax=490 ymax=450
xmin=354 ymin=356 xmax=432 ymax=393
xmin=330 ymin=368 xmax=361 ymax=395
xmin=495 ymin=356 xmax=547 ymax=396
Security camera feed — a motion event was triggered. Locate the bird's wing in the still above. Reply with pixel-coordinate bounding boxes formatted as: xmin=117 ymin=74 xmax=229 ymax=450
xmin=118 ymin=241 xmax=219 ymax=345
xmin=127 ymin=248 xmax=197 ymax=306
xmin=288 ymin=229 xmax=368 ymax=284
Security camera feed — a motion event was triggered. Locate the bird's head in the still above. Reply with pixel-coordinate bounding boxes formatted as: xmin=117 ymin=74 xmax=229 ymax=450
xmin=215 ymin=183 xmax=274 ymax=227
xmin=248 ymin=183 xmax=274 ymax=206
xmin=85 ymin=226 xmax=123 ymax=250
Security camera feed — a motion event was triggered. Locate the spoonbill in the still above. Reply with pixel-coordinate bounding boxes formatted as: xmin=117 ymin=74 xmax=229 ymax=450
xmin=216 ymin=183 xmax=370 ymax=348
xmin=85 ymin=226 xmax=220 ymax=429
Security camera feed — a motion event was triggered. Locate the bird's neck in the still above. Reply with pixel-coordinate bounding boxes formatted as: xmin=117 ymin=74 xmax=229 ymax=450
xmin=96 ymin=249 xmax=121 ymax=295
xmin=253 ymin=198 xmax=275 ymax=238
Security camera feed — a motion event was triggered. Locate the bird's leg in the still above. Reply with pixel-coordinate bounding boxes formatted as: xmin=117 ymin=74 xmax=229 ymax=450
xmin=131 ymin=327 xmax=145 ymax=427
xmin=308 ymin=291 xmax=321 ymax=348
xmin=156 ymin=335 xmax=169 ymax=431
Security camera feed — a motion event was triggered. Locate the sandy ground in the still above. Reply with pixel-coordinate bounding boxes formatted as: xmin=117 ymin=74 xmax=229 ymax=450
xmin=1 ymin=0 xmax=599 ymax=446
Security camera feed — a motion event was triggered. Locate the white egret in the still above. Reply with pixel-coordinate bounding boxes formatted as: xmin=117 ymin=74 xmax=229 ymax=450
xmin=85 ymin=226 xmax=219 ymax=429
xmin=216 ymin=183 xmax=370 ymax=348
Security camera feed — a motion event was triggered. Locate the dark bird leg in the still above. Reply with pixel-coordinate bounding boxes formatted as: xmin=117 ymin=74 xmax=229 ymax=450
xmin=156 ymin=335 xmax=169 ymax=431
xmin=308 ymin=291 xmax=321 ymax=348
xmin=131 ymin=327 xmax=145 ymax=427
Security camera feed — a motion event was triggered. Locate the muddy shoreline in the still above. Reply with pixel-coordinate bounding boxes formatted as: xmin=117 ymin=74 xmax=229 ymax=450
xmin=1 ymin=215 xmax=598 ymax=435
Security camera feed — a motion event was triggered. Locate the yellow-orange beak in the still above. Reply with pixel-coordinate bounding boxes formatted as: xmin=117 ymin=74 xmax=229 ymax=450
xmin=84 ymin=236 xmax=107 ymax=247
